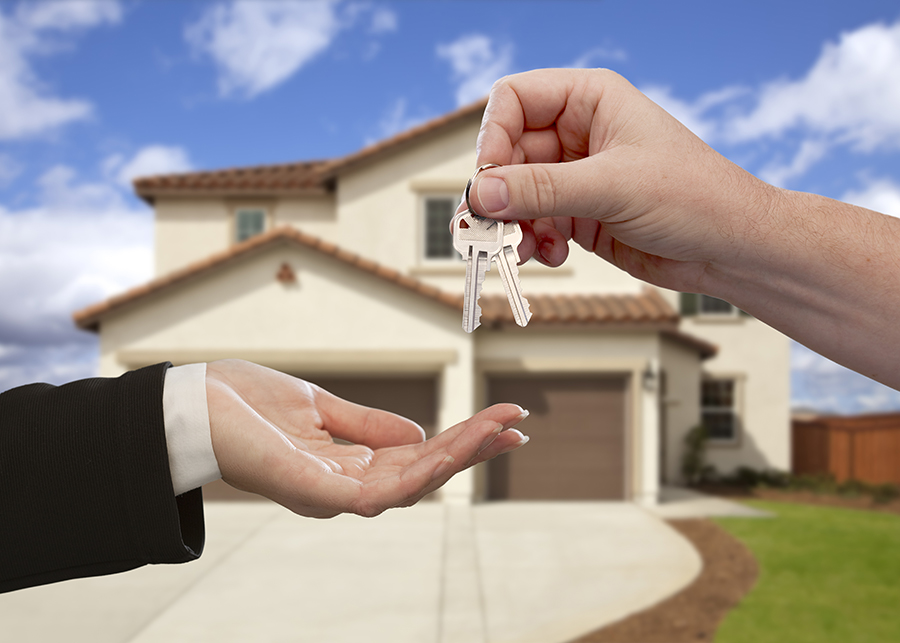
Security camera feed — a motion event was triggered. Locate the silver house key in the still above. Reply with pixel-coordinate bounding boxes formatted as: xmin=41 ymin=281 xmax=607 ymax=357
xmin=453 ymin=163 xmax=532 ymax=331
xmin=452 ymin=209 xmax=504 ymax=332
xmin=492 ymin=219 xmax=532 ymax=327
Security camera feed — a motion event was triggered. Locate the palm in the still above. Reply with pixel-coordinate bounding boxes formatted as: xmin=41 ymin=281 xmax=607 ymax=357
xmin=206 ymin=360 xmax=527 ymax=518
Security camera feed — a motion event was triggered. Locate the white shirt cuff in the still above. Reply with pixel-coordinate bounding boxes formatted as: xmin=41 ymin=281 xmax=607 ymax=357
xmin=163 ymin=363 xmax=222 ymax=496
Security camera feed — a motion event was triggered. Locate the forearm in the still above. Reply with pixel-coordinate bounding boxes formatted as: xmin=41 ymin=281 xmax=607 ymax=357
xmin=0 ymin=364 xmax=204 ymax=593
xmin=707 ymin=188 xmax=900 ymax=388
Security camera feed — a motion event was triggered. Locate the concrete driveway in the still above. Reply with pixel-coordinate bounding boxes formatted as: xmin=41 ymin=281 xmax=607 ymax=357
xmin=0 ymin=495 xmax=752 ymax=643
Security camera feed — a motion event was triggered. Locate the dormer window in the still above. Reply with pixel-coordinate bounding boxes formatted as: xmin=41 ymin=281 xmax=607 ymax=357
xmin=236 ymin=208 xmax=266 ymax=243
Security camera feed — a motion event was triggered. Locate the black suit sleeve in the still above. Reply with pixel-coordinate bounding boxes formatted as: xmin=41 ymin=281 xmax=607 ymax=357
xmin=0 ymin=362 xmax=204 ymax=593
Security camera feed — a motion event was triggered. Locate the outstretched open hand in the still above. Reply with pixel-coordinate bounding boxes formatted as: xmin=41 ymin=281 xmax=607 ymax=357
xmin=205 ymin=360 xmax=528 ymax=518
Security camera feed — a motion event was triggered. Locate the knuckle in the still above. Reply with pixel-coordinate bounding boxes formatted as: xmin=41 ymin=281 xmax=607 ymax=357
xmin=353 ymin=499 xmax=385 ymax=519
xmin=525 ymin=165 xmax=558 ymax=218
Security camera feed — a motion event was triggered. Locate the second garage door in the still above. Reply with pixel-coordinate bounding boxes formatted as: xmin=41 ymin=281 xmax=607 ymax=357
xmin=486 ymin=375 xmax=628 ymax=500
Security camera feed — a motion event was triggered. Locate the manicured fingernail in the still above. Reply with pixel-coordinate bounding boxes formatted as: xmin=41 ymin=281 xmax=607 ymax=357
xmin=513 ymin=409 xmax=530 ymax=423
xmin=479 ymin=423 xmax=504 ymax=452
xmin=477 ymin=176 xmax=509 ymax=214
xmin=432 ymin=455 xmax=455 ymax=480
xmin=503 ymin=430 xmax=529 ymax=451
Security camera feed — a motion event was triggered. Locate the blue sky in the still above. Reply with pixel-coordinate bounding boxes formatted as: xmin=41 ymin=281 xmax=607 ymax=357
xmin=1 ymin=0 xmax=900 ymax=414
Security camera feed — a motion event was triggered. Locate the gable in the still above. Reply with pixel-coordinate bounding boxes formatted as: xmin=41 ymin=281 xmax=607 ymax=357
xmin=88 ymin=233 xmax=468 ymax=361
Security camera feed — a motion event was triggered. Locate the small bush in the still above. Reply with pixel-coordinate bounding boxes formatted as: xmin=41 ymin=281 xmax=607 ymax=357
xmin=681 ymin=425 xmax=709 ymax=485
xmin=714 ymin=467 xmax=900 ymax=505
xmin=871 ymin=483 xmax=900 ymax=505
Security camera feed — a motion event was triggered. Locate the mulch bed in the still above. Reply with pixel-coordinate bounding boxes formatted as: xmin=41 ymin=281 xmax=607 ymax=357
xmin=573 ymin=519 xmax=758 ymax=643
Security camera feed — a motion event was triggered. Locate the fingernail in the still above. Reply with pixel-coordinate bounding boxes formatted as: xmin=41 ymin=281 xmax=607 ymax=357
xmin=479 ymin=423 xmax=504 ymax=452
xmin=538 ymin=240 xmax=554 ymax=263
xmin=513 ymin=408 xmax=530 ymax=424
xmin=503 ymin=430 xmax=529 ymax=450
xmin=477 ymin=176 xmax=509 ymax=214
xmin=432 ymin=455 xmax=455 ymax=480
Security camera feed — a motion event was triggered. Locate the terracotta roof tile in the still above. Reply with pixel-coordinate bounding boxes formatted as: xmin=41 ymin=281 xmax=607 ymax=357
xmin=133 ymin=160 xmax=336 ymax=202
xmin=132 ymin=98 xmax=488 ymax=203
xmin=72 ymin=227 xmax=714 ymax=357
xmin=477 ymin=291 xmax=680 ymax=327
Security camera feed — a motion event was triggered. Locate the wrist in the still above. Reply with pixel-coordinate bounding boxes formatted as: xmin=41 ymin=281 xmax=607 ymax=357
xmin=696 ymin=171 xmax=794 ymax=299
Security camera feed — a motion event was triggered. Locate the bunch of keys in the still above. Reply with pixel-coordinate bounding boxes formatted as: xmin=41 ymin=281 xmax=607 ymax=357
xmin=451 ymin=164 xmax=532 ymax=333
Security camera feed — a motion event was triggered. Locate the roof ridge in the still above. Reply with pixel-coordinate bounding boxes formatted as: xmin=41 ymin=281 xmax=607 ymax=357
xmin=132 ymin=98 xmax=488 ymax=200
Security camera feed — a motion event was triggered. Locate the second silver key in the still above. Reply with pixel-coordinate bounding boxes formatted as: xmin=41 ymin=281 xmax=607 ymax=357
xmin=492 ymin=220 xmax=532 ymax=327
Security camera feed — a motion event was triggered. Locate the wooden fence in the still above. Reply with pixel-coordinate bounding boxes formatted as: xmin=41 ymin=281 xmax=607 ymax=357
xmin=792 ymin=413 xmax=900 ymax=485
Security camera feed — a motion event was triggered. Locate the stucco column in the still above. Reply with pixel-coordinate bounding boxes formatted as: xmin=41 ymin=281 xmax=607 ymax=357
xmin=637 ymin=358 xmax=661 ymax=506
xmin=437 ymin=341 xmax=476 ymax=504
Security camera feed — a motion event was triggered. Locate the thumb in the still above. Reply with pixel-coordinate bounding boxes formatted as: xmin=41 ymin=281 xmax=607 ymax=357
xmin=468 ymin=158 xmax=612 ymax=222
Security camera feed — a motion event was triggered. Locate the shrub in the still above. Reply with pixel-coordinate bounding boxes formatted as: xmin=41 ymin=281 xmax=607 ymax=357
xmin=681 ymin=425 xmax=709 ymax=485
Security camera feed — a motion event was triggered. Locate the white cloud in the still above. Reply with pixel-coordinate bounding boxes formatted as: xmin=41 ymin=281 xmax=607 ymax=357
xmin=437 ymin=34 xmax=514 ymax=107
xmin=791 ymin=341 xmax=900 ymax=414
xmin=571 ymin=45 xmax=628 ymax=68
xmin=726 ymin=20 xmax=900 ymax=152
xmin=640 ymin=84 xmax=747 ymax=142
xmin=841 ymin=176 xmax=900 ymax=217
xmin=369 ymin=98 xmax=433 ymax=143
xmin=0 ymin=1 xmax=121 ymax=140
xmin=104 ymin=145 xmax=195 ymax=188
xmin=637 ymin=19 xmax=900 ymax=186
xmin=0 ymin=164 xmax=152 ymax=391
xmin=14 ymin=0 xmax=121 ymax=33
xmin=186 ymin=0 xmax=347 ymax=99
xmin=758 ymin=139 xmax=829 ymax=188
xmin=368 ymin=6 xmax=397 ymax=34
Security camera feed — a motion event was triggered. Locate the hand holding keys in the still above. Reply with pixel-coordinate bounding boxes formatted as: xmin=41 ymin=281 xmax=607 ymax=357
xmin=451 ymin=165 xmax=532 ymax=333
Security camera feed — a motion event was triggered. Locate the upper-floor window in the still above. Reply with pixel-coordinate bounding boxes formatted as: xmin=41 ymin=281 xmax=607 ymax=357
xmin=422 ymin=196 xmax=458 ymax=260
xmin=701 ymin=377 xmax=739 ymax=442
xmin=236 ymin=208 xmax=266 ymax=243
xmin=680 ymin=293 xmax=749 ymax=318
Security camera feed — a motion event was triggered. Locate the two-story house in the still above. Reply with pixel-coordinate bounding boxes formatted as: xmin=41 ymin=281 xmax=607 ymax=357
xmin=73 ymin=100 xmax=791 ymax=505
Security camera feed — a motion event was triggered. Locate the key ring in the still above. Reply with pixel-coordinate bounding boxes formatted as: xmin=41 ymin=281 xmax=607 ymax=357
xmin=464 ymin=163 xmax=501 ymax=214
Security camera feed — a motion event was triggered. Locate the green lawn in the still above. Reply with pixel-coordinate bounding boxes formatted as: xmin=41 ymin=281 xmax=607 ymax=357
xmin=714 ymin=501 xmax=900 ymax=643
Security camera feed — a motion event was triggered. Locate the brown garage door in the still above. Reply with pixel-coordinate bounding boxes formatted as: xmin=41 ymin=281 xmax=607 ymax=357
xmin=309 ymin=376 xmax=438 ymax=439
xmin=203 ymin=375 xmax=438 ymax=501
xmin=487 ymin=375 xmax=627 ymax=500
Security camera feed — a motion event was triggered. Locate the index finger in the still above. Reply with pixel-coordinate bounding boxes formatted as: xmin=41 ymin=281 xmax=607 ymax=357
xmin=475 ymin=68 xmax=584 ymax=167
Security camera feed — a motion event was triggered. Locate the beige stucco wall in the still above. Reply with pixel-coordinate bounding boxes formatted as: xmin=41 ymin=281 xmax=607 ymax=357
xmin=155 ymin=199 xmax=233 ymax=275
xmin=102 ymin=243 xmax=470 ymax=368
xmin=659 ymin=337 xmax=704 ymax=484
xmin=681 ymin=315 xmax=791 ymax=474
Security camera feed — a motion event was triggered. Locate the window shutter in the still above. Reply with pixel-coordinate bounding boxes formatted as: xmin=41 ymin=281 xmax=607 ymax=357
xmin=680 ymin=292 xmax=699 ymax=316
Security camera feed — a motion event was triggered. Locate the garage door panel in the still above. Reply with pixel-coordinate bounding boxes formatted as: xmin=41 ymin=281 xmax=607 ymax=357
xmin=487 ymin=376 xmax=627 ymax=500
xmin=308 ymin=376 xmax=438 ymax=439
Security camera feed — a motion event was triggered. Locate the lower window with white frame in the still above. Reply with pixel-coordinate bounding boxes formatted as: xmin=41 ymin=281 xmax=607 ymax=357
xmin=701 ymin=377 xmax=739 ymax=442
